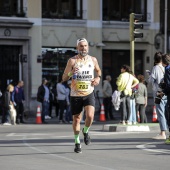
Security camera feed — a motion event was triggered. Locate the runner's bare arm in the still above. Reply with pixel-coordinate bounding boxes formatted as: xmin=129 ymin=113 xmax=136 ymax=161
xmin=62 ymin=58 xmax=74 ymax=82
xmin=93 ymin=57 xmax=101 ymax=77
xmin=91 ymin=57 xmax=101 ymax=86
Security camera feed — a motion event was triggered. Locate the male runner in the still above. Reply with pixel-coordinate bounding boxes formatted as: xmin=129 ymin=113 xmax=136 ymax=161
xmin=62 ymin=38 xmax=101 ymax=153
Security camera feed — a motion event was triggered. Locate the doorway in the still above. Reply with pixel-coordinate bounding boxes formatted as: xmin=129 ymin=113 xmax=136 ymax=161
xmin=103 ymin=50 xmax=144 ymax=90
xmin=0 ymin=45 xmax=20 ymax=92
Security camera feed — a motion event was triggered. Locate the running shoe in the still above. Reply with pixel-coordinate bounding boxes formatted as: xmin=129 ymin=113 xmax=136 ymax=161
xmin=165 ymin=137 xmax=170 ymax=144
xmin=82 ymin=128 xmax=91 ymax=145
xmin=74 ymin=143 xmax=82 ymax=153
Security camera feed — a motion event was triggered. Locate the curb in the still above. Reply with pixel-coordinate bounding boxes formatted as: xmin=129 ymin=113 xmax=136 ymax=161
xmin=102 ymin=123 xmax=160 ymax=132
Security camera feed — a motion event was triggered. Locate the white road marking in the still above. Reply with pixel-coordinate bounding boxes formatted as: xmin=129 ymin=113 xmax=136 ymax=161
xmin=7 ymin=133 xmax=16 ymax=136
xmin=136 ymin=142 xmax=170 ymax=154
xmin=7 ymin=133 xmax=54 ymax=137
xmin=6 ymin=131 xmax=147 ymax=138
xmin=7 ymin=131 xmax=169 ymax=155
xmin=22 ymin=136 xmax=116 ymax=170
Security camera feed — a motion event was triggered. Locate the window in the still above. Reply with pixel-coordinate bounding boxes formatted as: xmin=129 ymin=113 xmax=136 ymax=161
xmin=103 ymin=0 xmax=147 ymax=21
xmin=160 ymin=0 xmax=170 ymax=33
xmin=42 ymin=0 xmax=82 ymax=19
xmin=42 ymin=47 xmax=77 ymax=84
xmin=0 ymin=0 xmax=26 ymax=17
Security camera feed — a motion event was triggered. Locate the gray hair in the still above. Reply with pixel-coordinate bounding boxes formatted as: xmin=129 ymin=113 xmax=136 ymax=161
xmin=106 ymin=75 xmax=111 ymax=80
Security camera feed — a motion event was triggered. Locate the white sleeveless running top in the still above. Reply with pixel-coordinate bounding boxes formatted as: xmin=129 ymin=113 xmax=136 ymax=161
xmin=70 ymin=55 xmax=94 ymax=96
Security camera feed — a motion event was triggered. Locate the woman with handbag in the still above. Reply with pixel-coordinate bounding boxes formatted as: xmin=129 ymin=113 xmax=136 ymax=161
xmin=129 ymin=71 xmax=139 ymax=125
xmin=149 ymin=52 xmax=167 ymax=140
xmin=116 ymin=65 xmax=139 ymax=125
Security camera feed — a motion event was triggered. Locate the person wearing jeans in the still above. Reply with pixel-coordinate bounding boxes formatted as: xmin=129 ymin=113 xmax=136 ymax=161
xmin=155 ymin=95 xmax=167 ymax=131
xmin=37 ymin=78 xmax=50 ymax=124
xmin=12 ymin=80 xmax=25 ymax=124
xmin=121 ymin=96 xmax=131 ymax=124
xmin=57 ymin=78 xmax=67 ymax=123
xmin=129 ymin=98 xmax=137 ymax=124
xmin=116 ymin=65 xmax=139 ymax=125
xmin=42 ymin=100 xmax=49 ymax=122
xmin=149 ymin=52 xmax=168 ymax=140
xmin=161 ymin=53 xmax=170 ymax=144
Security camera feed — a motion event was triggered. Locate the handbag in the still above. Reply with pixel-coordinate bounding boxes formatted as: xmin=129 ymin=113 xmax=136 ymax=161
xmin=130 ymin=89 xmax=138 ymax=99
xmin=154 ymin=92 xmax=164 ymax=104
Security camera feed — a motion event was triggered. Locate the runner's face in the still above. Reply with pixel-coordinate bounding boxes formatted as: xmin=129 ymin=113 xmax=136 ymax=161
xmin=77 ymin=41 xmax=89 ymax=57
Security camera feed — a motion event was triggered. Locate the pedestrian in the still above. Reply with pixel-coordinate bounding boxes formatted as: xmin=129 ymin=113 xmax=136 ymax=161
xmin=11 ymin=80 xmax=25 ymax=124
xmin=129 ymin=71 xmax=138 ymax=125
xmin=116 ymin=65 xmax=139 ymax=125
xmin=51 ymin=82 xmax=59 ymax=118
xmin=103 ymin=75 xmax=114 ymax=120
xmin=62 ymin=38 xmax=101 ymax=153
xmin=161 ymin=53 xmax=170 ymax=144
xmin=64 ymin=80 xmax=72 ymax=123
xmin=37 ymin=78 xmax=51 ymax=124
xmin=57 ymin=77 xmax=67 ymax=123
xmin=135 ymin=74 xmax=148 ymax=123
xmin=148 ymin=52 xmax=167 ymax=139
xmin=48 ymin=83 xmax=55 ymax=118
xmin=2 ymin=84 xmax=14 ymax=125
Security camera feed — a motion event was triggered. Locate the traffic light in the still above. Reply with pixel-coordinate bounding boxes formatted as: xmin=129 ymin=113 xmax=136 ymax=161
xmin=130 ymin=13 xmax=144 ymax=41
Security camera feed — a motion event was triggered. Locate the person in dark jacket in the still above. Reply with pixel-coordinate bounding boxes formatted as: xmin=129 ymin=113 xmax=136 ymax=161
xmin=161 ymin=54 xmax=170 ymax=144
xmin=37 ymin=78 xmax=50 ymax=123
xmin=2 ymin=84 xmax=14 ymax=125
xmin=103 ymin=75 xmax=114 ymax=120
xmin=11 ymin=80 xmax=25 ymax=124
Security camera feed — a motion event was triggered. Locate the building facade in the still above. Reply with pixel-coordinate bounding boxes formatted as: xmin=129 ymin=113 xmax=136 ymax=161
xmin=0 ymin=0 xmax=168 ymax=112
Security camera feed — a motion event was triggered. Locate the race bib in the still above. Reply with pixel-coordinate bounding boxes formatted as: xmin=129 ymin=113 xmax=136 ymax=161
xmin=76 ymin=81 xmax=91 ymax=91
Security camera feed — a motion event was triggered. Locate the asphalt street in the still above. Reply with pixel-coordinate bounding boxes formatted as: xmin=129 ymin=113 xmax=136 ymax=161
xmin=0 ymin=120 xmax=169 ymax=170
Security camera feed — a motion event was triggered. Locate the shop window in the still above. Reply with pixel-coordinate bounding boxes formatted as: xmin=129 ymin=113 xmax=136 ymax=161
xmin=42 ymin=0 xmax=82 ymax=19
xmin=103 ymin=0 xmax=147 ymax=21
xmin=42 ymin=47 xmax=77 ymax=85
xmin=0 ymin=0 xmax=26 ymax=17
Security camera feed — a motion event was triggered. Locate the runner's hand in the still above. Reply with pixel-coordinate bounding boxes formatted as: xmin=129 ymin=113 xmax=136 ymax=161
xmin=91 ymin=77 xmax=100 ymax=86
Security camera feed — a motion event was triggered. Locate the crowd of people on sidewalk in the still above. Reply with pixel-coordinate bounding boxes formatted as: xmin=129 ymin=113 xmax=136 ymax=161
xmin=109 ymin=51 xmax=170 ymax=144
xmin=104 ymin=66 xmax=147 ymax=125
xmin=0 ymin=80 xmax=25 ymax=125
xmin=37 ymin=77 xmax=73 ymax=124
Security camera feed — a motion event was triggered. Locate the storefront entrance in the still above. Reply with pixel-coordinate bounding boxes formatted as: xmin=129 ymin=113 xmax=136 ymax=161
xmin=0 ymin=45 xmax=20 ymax=92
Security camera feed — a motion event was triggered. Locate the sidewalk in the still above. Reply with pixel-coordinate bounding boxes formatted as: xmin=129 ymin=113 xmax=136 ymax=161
xmin=1 ymin=103 xmax=159 ymax=133
xmin=93 ymin=104 xmax=160 ymax=132
xmin=102 ymin=123 xmax=160 ymax=132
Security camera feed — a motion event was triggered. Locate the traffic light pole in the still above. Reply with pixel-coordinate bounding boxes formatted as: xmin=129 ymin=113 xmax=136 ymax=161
xmin=130 ymin=13 xmax=135 ymax=73
xmin=130 ymin=40 xmax=135 ymax=73
xmin=129 ymin=13 xmax=143 ymax=74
